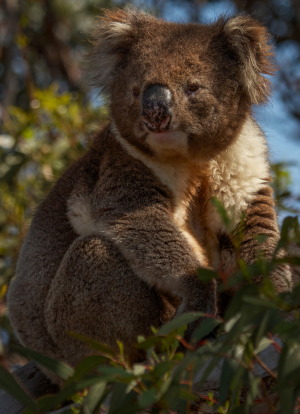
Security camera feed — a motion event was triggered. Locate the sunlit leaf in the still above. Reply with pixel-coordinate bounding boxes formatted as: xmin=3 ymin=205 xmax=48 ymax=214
xmin=81 ymin=381 xmax=107 ymax=414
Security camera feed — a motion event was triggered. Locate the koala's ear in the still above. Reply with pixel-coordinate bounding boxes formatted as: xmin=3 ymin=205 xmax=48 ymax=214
xmin=87 ymin=8 xmax=151 ymax=94
xmin=221 ymin=15 xmax=275 ymax=104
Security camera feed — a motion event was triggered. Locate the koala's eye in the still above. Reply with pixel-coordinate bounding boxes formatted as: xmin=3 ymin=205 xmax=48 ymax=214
xmin=132 ymin=87 xmax=140 ymax=98
xmin=186 ymin=84 xmax=200 ymax=95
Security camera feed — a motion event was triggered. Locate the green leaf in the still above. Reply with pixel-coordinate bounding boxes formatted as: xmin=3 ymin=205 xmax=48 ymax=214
xmin=255 ymin=337 xmax=272 ymax=354
xmin=37 ymin=377 xmax=105 ymax=412
xmin=138 ymin=389 xmax=157 ymax=409
xmin=108 ymin=383 xmax=139 ymax=414
xmin=197 ymin=267 xmax=218 ymax=282
xmin=98 ymin=366 xmax=135 ymax=382
xmin=278 ymin=388 xmax=296 ymax=414
xmin=227 ymin=365 xmax=246 ymax=409
xmin=158 ymin=312 xmax=202 ymax=335
xmin=152 ymin=360 xmax=176 ymax=379
xmin=277 ymin=216 xmax=299 ymax=251
xmin=0 ymin=366 xmax=36 ymax=411
xmin=224 ymin=313 xmax=241 ymax=332
xmin=244 ymin=296 xmax=277 ymax=309
xmin=196 ymin=354 xmax=223 ymax=386
xmin=277 ymin=342 xmax=300 ymax=387
xmin=163 ymin=384 xmax=196 ymax=411
xmin=156 ymin=374 xmax=173 ymax=399
xmin=72 ymin=355 xmax=108 ymax=381
xmin=15 ymin=346 xmax=74 ymax=380
xmin=137 ymin=335 xmax=162 ymax=350
xmin=251 ymin=309 xmax=281 ymax=350
xmin=191 ymin=317 xmax=221 ymax=342
xmin=131 ymin=364 xmax=146 ymax=376
xmin=81 ymin=381 xmax=107 ymax=414
xmin=229 ymin=407 xmax=247 ymax=414
xmin=68 ymin=332 xmax=115 ymax=356
xmin=219 ymin=358 xmax=238 ymax=405
xmin=245 ymin=371 xmax=260 ymax=406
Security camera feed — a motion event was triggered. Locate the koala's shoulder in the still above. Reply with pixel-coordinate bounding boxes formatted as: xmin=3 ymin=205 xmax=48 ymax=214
xmin=66 ymin=126 xmax=171 ymax=203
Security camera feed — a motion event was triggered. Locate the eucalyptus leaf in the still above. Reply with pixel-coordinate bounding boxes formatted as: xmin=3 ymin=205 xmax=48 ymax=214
xmin=15 ymin=346 xmax=74 ymax=380
xmin=138 ymin=389 xmax=157 ymax=409
xmin=191 ymin=317 xmax=221 ymax=342
xmin=37 ymin=377 xmax=106 ymax=412
xmin=108 ymin=383 xmax=139 ymax=414
xmin=81 ymin=381 xmax=107 ymax=414
xmin=219 ymin=358 xmax=238 ymax=405
xmin=68 ymin=332 xmax=115 ymax=356
xmin=158 ymin=312 xmax=202 ymax=335
xmin=72 ymin=355 xmax=108 ymax=381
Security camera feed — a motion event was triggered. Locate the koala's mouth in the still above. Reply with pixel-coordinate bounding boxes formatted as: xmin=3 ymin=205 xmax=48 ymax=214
xmin=142 ymin=114 xmax=172 ymax=133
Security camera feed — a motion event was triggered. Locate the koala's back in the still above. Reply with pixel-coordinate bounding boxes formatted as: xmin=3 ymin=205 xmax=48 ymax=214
xmin=7 ymin=129 xmax=108 ymax=352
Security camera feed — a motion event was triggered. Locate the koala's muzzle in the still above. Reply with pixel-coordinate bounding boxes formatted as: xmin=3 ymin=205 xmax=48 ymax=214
xmin=142 ymin=84 xmax=172 ymax=132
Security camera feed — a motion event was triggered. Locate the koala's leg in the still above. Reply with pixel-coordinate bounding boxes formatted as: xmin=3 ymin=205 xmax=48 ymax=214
xmin=44 ymin=235 xmax=176 ymax=367
xmin=8 ymin=260 xmax=62 ymax=359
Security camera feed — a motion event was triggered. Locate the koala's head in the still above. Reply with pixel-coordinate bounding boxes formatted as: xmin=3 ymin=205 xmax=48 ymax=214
xmin=88 ymin=9 xmax=274 ymax=161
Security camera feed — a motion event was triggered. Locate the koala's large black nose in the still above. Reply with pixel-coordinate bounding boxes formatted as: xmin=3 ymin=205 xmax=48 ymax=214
xmin=142 ymin=84 xmax=172 ymax=132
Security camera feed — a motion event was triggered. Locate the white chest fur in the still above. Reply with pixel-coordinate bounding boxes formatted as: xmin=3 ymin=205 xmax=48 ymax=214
xmin=208 ymin=117 xmax=269 ymax=231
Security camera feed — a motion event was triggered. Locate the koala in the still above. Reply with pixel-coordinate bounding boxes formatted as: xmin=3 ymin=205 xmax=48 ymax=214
xmin=8 ymin=9 xmax=292 ymax=371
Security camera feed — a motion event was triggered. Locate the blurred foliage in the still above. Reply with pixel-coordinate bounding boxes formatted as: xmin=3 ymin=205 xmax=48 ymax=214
xmin=1 ymin=217 xmax=300 ymax=413
xmin=0 ymin=0 xmax=114 ymax=116
xmin=0 ymin=0 xmax=300 ymax=413
xmin=272 ymin=162 xmax=300 ymax=215
xmin=0 ymin=84 xmax=106 ymax=286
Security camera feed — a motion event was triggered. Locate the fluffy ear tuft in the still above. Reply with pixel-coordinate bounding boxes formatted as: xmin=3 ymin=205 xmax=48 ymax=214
xmin=86 ymin=8 xmax=152 ymax=95
xmin=222 ymin=15 xmax=275 ymax=104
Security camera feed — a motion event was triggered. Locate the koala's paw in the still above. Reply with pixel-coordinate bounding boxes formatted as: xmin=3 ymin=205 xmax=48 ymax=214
xmin=175 ymin=300 xmax=217 ymax=351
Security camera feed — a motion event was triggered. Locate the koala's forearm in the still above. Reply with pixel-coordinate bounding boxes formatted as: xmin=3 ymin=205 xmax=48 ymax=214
xmin=108 ymin=211 xmax=201 ymax=276
xmin=237 ymin=186 xmax=292 ymax=290
xmin=105 ymin=211 xmax=215 ymax=313
xmin=238 ymin=186 xmax=279 ymax=261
